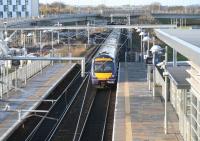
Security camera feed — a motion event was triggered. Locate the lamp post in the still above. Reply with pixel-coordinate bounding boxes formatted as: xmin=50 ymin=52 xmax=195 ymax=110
xmin=142 ymin=33 xmax=151 ymax=56
xmin=87 ymin=22 xmax=90 ymax=46
xmin=39 ymin=30 xmax=42 ymax=56
xmin=56 ymin=22 xmax=62 ymax=44
xmin=125 ymin=29 xmax=132 ymax=62
xmin=39 ymin=30 xmax=43 ymax=73
xmin=4 ymin=22 xmax=9 ymax=96
xmin=68 ymin=30 xmax=72 ymax=64
xmin=139 ymin=31 xmax=146 ymax=62
xmin=1 ymin=64 xmax=3 ymax=99
xmin=25 ymin=33 xmax=33 ymax=85
xmin=51 ymin=30 xmax=54 ymax=65
xmin=150 ymin=45 xmax=162 ymax=99
xmin=163 ymin=46 xmax=168 ymax=134
xmin=23 ymin=33 xmax=27 ymax=85
xmin=4 ymin=22 xmax=7 ymax=39
xmin=143 ymin=34 xmax=151 ymax=90
xmin=156 ymin=46 xmax=169 ymax=134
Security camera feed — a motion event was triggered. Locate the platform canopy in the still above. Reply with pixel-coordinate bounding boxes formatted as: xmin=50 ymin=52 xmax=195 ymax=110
xmin=155 ymin=29 xmax=200 ymax=67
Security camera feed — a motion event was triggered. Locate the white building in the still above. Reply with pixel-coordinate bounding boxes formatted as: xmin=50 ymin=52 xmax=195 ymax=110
xmin=0 ymin=0 xmax=39 ymax=18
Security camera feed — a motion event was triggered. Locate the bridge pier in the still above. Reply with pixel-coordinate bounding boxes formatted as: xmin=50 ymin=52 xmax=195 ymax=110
xmin=76 ymin=22 xmax=78 ymax=38
xmin=0 ymin=31 xmax=4 ymax=40
xmin=180 ymin=19 xmax=182 ymax=27
xmin=172 ymin=18 xmax=176 ymax=25
xmin=87 ymin=22 xmax=90 ymax=45
xmin=184 ymin=18 xmax=187 ymax=27
xmin=20 ymin=30 xmax=24 ymax=46
xmin=173 ymin=48 xmax=177 ymax=67
xmin=180 ymin=18 xmax=185 ymax=27
xmin=128 ymin=14 xmax=130 ymax=25
xmin=129 ymin=29 xmax=132 ymax=49
xmin=111 ymin=14 xmax=113 ymax=23
xmin=33 ymin=31 xmax=37 ymax=47
xmin=173 ymin=18 xmax=175 ymax=25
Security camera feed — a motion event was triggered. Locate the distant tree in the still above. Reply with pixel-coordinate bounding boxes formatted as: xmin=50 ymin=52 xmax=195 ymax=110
xmin=168 ymin=6 xmax=184 ymax=13
xmin=149 ymin=2 xmax=161 ymax=12
xmin=40 ymin=2 xmax=76 ymax=15
xmin=96 ymin=4 xmax=107 ymax=9
xmin=138 ymin=13 xmax=157 ymax=24
xmin=50 ymin=2 xmax=66 ymax=9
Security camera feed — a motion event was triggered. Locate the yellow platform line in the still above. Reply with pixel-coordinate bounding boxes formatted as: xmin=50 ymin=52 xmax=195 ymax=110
xmin=125 ymin=62 xmax=133 ymax=141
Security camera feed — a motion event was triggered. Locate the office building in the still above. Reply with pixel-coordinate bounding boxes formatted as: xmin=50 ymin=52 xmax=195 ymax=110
xmin=0 ymin=0 xmax=39 ymax=18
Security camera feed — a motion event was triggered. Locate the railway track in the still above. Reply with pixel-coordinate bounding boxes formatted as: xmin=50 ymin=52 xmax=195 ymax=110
xmin=6 ymin=31 xmax=111 ymax=141
xmin=79 ymin=89 xmax=115 ymax=141
xmin=50 ymin=76 xmax=96 ymax=141
xmin=26 ymin=75 xmax=90 ymax=141
xmin=77 ymin=29 xmax=127 ymax=141
xmin=49 ymin=28 xmax=125 ymax=141
xmin=104 ymin=88 xmax=117 ymax=141
xmin=7 ymin=64 xmax=81 ymax=140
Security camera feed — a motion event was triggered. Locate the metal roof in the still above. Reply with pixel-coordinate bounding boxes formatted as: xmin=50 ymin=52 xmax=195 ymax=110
xmin=155 ymin=29 xmax=200 ymax=67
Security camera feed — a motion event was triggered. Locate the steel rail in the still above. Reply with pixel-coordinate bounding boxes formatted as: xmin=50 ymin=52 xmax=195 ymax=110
xmin=72 ymin=75 xmax=92 ymax=141
xmin=45 ymin=30 xmax=111 ymax=141
xmin=24 ymin=66 xmax=80 ymax=141
xmin=44 ymin=75 xmax=89 ymax=141
xmin=25 ymin=66 xmax=82 ymax=141
xmin=25 ymin=30 xmax=104 ymax=140
xmin=6 ymin=30 xmax=111 ymax=141
xmin=76 ymin=90 xmax=111 ymax=141
xmin=76 ymin=93 xmax=96 ymax=141
xmin=101 ymin=90 xmax=112 ymax=141
xmin=80 ymin=89 xmax=111 ymax=141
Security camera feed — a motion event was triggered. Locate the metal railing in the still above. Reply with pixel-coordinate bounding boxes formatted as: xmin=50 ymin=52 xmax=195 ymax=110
xmin=155 ymin=66 xmax=165 ymax=98
xmin=0 ymin=54 xmax=51 ymax=97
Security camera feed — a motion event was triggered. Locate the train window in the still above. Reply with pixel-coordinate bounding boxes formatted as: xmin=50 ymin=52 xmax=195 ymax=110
xmin=94 ymin=61 xmax=113 ymax=73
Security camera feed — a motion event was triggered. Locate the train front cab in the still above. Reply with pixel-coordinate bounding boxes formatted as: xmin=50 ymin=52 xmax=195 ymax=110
xmin=91 ymin=57 xmax=117 ymax=88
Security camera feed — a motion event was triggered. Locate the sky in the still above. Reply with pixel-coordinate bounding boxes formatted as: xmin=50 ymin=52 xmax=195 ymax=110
xmin=39 ymin=0 xmax=200 ymax=6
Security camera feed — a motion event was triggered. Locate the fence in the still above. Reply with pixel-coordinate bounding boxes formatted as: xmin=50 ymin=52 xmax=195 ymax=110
xmin=0 ymin=54 xmax=51 ymax=97
xmin=155 ymin=66 xmax=191 ymax=141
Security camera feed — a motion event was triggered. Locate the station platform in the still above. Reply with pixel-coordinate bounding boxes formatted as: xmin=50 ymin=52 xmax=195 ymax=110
xmin=0 ymin=63 xmax=75 ymax=140
xmin=113 ymin=62 xmax=183 ymax=141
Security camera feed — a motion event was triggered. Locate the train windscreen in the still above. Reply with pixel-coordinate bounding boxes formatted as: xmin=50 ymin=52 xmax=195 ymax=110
xmin=94 ymin=61 xmax=113 ymax=73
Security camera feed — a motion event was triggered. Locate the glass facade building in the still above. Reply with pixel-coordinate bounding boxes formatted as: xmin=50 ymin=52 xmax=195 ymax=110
xmin=0 ymin=0 xmax=39 ymax=18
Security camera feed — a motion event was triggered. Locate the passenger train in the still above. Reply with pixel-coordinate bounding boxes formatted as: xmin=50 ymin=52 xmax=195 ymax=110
xmin=91 ymin=29 xmax=121 ymax=87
